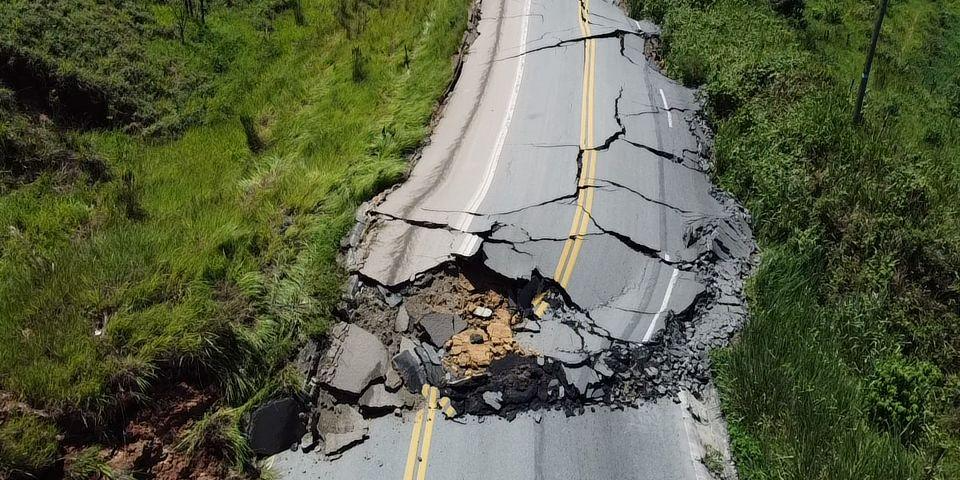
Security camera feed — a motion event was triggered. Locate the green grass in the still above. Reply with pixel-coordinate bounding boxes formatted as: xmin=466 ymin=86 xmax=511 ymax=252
xmin=628 ymin=0 xmax=960 ymax=477
xmin=0 ymin=412 xmax=59 ymax=475
xmin=0 ymin=0 xmax=469 ymax=474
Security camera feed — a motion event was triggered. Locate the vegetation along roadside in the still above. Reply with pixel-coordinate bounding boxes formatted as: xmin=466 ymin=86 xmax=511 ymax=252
xmin=627 ymin=0 xmax=960 ymax=477
xmin=0 ymin=0 xmax=469 ymax=476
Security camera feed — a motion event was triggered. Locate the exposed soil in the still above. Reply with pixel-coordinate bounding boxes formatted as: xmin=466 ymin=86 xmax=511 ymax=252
xmin=61 ymin=383 xmax=229 ymax=480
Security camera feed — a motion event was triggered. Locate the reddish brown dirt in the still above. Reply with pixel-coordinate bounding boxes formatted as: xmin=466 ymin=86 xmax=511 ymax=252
xmin=64 ymin=382 xmax=230 ymax=480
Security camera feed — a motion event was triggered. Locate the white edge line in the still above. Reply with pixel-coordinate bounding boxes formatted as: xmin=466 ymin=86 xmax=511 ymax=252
xmin=454 ymin=0 xmax=532 ymax=256
xmin=634 ymin=19 xmax=641 ymax=31
xmin=678 ymin=391 xmax=708 ymax=480
xmin=642 ymin=255 xmax=679 ymax=343
xmin=659 ymin=88 xmax=673 ymax=128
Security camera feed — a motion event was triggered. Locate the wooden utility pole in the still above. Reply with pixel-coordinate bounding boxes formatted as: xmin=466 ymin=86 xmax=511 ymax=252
xmin=853 ymin=0 xmax=891 ymax=124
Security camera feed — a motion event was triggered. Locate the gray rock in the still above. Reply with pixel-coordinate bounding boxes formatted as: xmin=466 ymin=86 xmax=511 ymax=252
xmin=318 ymin=404 xmax=369 ymax=455
xmin=385 ymin=366 xmax=403 ymax=391
xmin=394 ymin=306 xmax=410 ymax=333
xmin=295 ymin=340 xmax=320 ymax=379
xmin=418 ymin=311 xmax=465 ymax=347
xmin=563 ymin=365 xmax=600 ymax=396
xmin=247 ymin=397 xmax=305 ymax=456
xmin=515 ymin=321 xmax=588 ymax=365
xmin=415 ymin=343 xmax=446 ymax=386
xmin=359 ymin=384 xmax=403 ymax=411
xmin=378 ymin=285 xmax=403 ymax=307
xmin=593 ymin=358 xmax=614 ymax=378
xmin=515 ymin=319 xmax=541 ymax=333
xmin=482 ymin=391 xmax=503 ymax=410
xmin=317 ymin=323 xmax=389 ymax=396
xmin=393 ymin=349 xmax=427 ymax=393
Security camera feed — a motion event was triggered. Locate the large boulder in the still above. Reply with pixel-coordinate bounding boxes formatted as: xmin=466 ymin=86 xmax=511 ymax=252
xmin=317 ymin=323 xmax=389 ymax=396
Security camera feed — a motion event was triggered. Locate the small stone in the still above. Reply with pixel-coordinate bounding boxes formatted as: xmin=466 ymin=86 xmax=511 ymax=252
xmin=482 ymin=391 xmax=503 ymax=410
xmin=395 ymin=306 xmax=410 ymax=333
xmin=472 ymin=306 xmax=493 ymax=318
xmin=378 ymin=285 xmax=402 ymax=307
xmin=385 ymin=366 xmax=402 ymax=391
xmin=594 ymin=359 xmax=614 ymax=378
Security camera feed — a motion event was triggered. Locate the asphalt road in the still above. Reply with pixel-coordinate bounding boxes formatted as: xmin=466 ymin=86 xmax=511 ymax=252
xmin=273 ymin=0 xmax=751 ymax=477
xmin=272 ymin=399 xmax=710 ymax=480
xmin=358 ymin=0 xmax=720 ymax=346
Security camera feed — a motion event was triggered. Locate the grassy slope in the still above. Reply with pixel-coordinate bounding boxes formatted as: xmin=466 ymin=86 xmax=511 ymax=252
xmin=0 ymin=0 xmax=467 ymax=474
xmin=628 ymin=0 xmax=960 ymax=477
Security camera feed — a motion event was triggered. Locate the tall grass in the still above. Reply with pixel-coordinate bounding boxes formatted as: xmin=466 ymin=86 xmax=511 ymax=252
xmin=629 ymin=0 xmax=960 ymax=476
xmin=0 ymin=0 xmax=468 ymax=473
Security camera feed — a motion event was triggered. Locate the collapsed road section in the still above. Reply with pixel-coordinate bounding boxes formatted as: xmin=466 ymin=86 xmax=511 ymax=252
xmin=279 ymin=0 xmax=756 ymax=465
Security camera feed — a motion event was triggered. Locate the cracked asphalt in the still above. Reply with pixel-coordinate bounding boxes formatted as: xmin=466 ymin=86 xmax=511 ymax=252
xmin=272 ymin=0 xmax=755 ymax=478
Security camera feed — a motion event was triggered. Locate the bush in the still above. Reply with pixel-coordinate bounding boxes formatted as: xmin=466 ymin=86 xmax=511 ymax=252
xmin=770 ymin=0 xmax=804 ymax=19
xmin=866 ymin=356 xmax=943 ymax=442
xmin=0 ymin=413 xmax=60 ymax=475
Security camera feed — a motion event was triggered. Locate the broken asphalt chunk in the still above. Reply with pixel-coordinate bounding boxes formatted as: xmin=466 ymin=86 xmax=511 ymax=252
xmin=359 ymin=384 xmax=404 ymax=412
xmin=563 ymin=365 xmax=600 ymax=397
xmin=247 ymin=397 xmax=305 ymax=456
xmin=317 ymin=323 xmax=389 ymax=397
xmin=418 ymin=311 xmax=466 ymax=347
xmin=319 ymin=404 xmax=369 ymax=456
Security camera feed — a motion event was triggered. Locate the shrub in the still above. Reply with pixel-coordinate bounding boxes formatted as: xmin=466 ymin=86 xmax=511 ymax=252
xmin=866 ymin=356 xmax=944 ymax=443
xmin=770 ymin=0 xmax=804 ymax=19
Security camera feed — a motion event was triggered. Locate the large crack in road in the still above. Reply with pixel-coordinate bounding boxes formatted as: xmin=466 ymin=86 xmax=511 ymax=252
xmin=276 ymin=0 xmax=756 ymax=476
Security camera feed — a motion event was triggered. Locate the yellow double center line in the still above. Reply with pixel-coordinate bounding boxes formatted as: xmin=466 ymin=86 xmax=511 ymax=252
xmin=534 ymin=0 xmax=597 ymax=317
xmin=403 ymin=384 xmax=456 ymax=480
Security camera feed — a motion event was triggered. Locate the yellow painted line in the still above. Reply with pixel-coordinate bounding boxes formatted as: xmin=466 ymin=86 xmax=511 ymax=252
xmin=402 ymin=407 xmax=426 ymax=480
xmin=560 ymin=35 xmax=598 ymax=288
xmin=415 ymin=386 xmax=440 ymax=480
xmin=535 ymin=0 xmax=598 ymax=317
